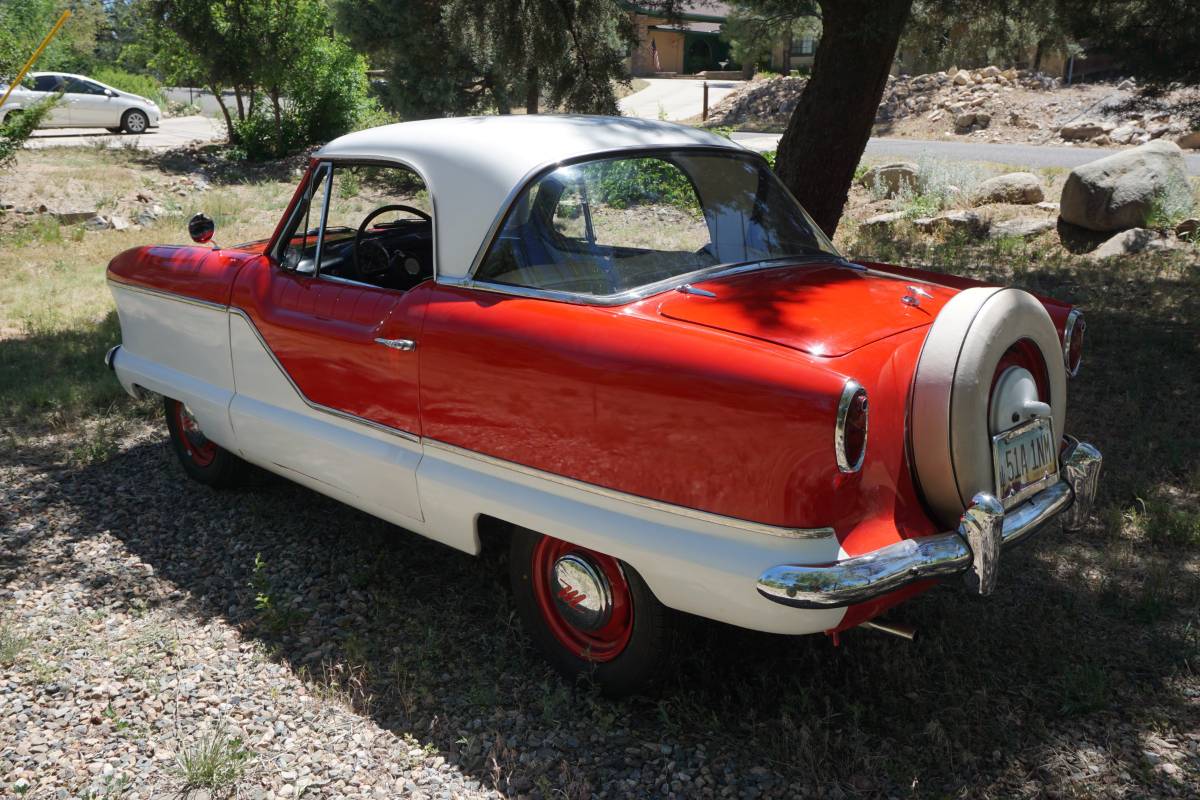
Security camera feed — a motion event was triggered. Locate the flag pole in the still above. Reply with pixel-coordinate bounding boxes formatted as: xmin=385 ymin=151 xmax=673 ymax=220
xmin=0 ymin=10 xmax=73 ymax=113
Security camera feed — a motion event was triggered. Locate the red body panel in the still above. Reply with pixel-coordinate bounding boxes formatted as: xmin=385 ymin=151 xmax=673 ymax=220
xmin=659 ymin=263 xmax=956 ymax=356
xmin=107 ymin=244 xmax=258 ymax=306
xmin=230 ymin=259 xmax=426 ymax=435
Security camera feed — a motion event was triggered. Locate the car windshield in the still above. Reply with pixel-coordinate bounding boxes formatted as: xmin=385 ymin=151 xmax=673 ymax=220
xmin=473 ymin=151 xmax=840 ymax=299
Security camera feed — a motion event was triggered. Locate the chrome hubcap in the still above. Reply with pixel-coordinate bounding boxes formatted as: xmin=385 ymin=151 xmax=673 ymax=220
xmin=550 ymin=553 xmax=613 ymax=631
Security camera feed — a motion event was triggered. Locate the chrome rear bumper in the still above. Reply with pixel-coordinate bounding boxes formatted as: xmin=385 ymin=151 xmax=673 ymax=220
xmin=756 ymin=438 xmax=1102 ymax=609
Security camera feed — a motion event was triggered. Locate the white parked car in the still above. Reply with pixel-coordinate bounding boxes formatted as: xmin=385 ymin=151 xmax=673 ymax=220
xmin=1 ymin=71 xmax=161 ymax=133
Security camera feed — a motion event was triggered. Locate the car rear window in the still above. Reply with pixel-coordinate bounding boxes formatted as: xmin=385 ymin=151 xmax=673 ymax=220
xmin=473 ymin=151 xmax=837 ymax=299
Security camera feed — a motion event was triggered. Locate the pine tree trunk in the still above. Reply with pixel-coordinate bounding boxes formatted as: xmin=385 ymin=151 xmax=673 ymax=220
xmin=525 ymin=64 xmax=539 ymax=114
xmin=774 ymin=0 xmax=913 ymax=237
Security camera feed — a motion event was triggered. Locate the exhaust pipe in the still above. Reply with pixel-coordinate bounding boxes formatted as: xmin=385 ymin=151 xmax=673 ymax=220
xmin=860 ymin=619 xmax=917 ymax=642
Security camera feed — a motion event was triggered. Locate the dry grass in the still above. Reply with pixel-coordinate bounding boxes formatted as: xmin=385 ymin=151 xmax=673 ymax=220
xmin=0 ymin=144 xmax=1197 ymax=797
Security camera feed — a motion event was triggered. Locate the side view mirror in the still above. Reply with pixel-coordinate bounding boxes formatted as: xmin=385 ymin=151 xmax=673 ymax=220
xmin=188 ymin=213 xmax=215 ymax=244
xmin=104 ymin=88 xmax=117 ymax=97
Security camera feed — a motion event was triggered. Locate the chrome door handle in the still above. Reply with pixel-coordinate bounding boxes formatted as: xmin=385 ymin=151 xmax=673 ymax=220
xmin=374 ymin=338 xmax=416 ymax=351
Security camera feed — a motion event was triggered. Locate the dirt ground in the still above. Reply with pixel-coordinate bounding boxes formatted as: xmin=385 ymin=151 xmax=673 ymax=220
xmin=1 ymin=145 xmax=1198 ymax=799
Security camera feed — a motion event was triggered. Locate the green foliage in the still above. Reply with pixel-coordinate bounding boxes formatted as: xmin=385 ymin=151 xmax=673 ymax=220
xmin=1058 ymin=0 xmax=1200 ymax=84
xmin=901 ymin=0 xmax=1076 ymax=73
xmin=335 ymin=0 xmax=635 ymax=118
xmin=90 ymin=67 xmax=166 ymax=108
xmin=0 ymin=0 xmax=109 ymax=78
xmin=148 ymin=0 xmax=373 ymax=157
xmin=586 ymin=158 xmax=697 ymax=210
xmin=0 ymin=96 xmax=56 ymax=170
xmin=0 ymin=624 xmax=30 ymax=667
xmin=1143 ymin=175 xmax=1197 ymax=229
xmin=721 ymin=1 xmax=820 ymax=71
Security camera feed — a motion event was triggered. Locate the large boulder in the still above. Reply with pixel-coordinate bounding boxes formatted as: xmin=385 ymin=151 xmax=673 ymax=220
xmin=1059 ymin=140 xmax=1193 ymax=232
xmin=1177 ymin=131 xmax=1200 ymax=150
xmin=859 ymin=162 xmax=918 ymax=198
xmin=1059 ymin=120 xmax=1108 ymax=141
xmin=970 ymin=172 xmax=1045 ymax=206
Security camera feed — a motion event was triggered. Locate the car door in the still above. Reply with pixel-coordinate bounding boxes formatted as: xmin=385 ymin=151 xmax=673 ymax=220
xmin=228 ymin=161 xmax=431 ymax=523
xmin=30 ymin=74 xmax=71 ymax=126
xmin=62 ymin=77 xmax=115 ymax=127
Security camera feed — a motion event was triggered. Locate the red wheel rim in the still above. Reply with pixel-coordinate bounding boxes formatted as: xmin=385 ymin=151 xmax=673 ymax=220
xmin=531 ymin=535 xmax=633 ymax=662
xmin=989 ymin=338 xmax=1050 ymax=419
xmin=173 ymin=401 xmax=217 ymax=467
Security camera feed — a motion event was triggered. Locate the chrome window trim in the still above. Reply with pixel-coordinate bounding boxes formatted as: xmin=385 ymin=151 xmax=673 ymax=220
xmin=268 ymin=156 xmax=439 ymax=282
xmin=422 ymin=438 xmax=835 ymax=540
xmin=312 ymin=162 xmax=334 ymax=276
xmin=1063 ymin=307 xmax=1083 ymax=377
xmin=443 ymin=145 xmax=843 ymax=306
xmin=834 ymin=379 xmax=867 ymax=473
xmin=441 ymin=254 xmax=854 ymax=308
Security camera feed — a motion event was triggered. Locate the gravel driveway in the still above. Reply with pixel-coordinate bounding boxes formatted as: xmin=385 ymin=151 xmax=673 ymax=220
xmin=2 ymin=422 xmax=1197 ymax=799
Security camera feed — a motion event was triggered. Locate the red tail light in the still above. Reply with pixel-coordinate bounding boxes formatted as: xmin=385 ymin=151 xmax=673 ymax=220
xmin=1064 ymin=309 xmax=1084 ymax=377
xmin=836 ymin=381 xmax=868 ymax=473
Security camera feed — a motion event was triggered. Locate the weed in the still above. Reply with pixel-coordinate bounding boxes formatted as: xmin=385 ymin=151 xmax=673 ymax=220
xmin=174 ymin=725 xmax=253 ymax=797
xmin=0 ymin=624 xmax=29 ymax=667
xmin=249 ymin=552 xmax=305 ymax=632
xmin=1143 ymin=173 xmax=1196 ymax=229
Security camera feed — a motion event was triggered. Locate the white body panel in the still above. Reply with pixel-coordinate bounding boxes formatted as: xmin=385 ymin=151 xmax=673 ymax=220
xmin=108 ymin=279 xmax=846 ymax=635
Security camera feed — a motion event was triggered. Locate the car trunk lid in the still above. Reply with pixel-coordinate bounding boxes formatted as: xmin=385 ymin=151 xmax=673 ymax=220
xmin=657 ymin=261 xmax=957 ymax=357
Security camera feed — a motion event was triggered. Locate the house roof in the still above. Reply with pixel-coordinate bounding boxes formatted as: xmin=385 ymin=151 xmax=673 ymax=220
xmin=318 ymin=114 xmax=744 ymax=280
xmin=625 ymin=1 xmax=731 ymax=23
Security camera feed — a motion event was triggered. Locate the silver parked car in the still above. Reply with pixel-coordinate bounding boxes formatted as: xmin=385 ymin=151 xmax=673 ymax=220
xmin=0 ymin=71 xmax=161 ymax=133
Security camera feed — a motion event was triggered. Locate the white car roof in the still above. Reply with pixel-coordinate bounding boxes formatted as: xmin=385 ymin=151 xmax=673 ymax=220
xmin=317 ymin=114 xmax=747 ymax=280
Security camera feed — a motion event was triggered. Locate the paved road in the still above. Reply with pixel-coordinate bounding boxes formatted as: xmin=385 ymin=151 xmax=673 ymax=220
xmin=619 ymin=78 xmax=742 ymax=122
xmin=24 ymin=115 xmax=224 ymax=151
xmin=731 ymin=131 xmax=1200 ymax=174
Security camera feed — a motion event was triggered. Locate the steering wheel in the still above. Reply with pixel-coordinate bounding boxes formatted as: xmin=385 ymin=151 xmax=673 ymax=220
xmin=352 ymin=204 xmax=432 ymax=278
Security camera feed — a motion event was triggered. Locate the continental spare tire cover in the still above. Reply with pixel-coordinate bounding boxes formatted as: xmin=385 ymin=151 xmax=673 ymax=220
xmin=911 ymin=287 xmax=1067 ymax=528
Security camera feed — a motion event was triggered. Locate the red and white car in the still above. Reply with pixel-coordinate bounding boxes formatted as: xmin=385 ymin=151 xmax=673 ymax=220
xmin=105 ymin=116 xmax=1101 ymax=694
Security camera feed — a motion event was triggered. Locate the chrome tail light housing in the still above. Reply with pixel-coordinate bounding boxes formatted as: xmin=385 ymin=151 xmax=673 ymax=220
xmin=835 ymin=380 xmax=868 ymax=473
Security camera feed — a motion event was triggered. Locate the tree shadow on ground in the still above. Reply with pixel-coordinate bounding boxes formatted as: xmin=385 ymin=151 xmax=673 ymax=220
xmin=2 ymin=250 xmax=1198 ymax=797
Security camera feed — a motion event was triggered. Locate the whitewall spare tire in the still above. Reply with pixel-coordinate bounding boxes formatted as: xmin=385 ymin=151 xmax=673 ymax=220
xmin=911 ymin=287 xmax=1067 ymax=528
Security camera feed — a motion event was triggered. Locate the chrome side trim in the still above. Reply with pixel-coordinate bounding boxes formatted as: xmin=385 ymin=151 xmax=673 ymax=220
xmin=1063 ymin=308 xmax=1083 ymax=377
xmin=226 ymin=307 xmax=420 ymax=444
xmin=422 ymin=438 xmax=835 ymax=541
xmin=834 ymin=379 xmax=867 ymax=473
xmin=374 ymin=337 xmax=416 ymax=351
xmin=107 ymin=278 xmax=228 ymax=312
xmin=756 ymin=440 xmax=1100 ymax=609
xmin=104 ymin=344 xmax=120 ymax=371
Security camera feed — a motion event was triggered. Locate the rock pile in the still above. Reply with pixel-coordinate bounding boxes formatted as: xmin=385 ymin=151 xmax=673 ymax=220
xmin=875 ymin=66 xmax=1056 ymax=128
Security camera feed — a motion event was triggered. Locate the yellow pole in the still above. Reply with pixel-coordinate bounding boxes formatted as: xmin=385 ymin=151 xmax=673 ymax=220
xmin=0 ymin=10 xmax=72 ymax=113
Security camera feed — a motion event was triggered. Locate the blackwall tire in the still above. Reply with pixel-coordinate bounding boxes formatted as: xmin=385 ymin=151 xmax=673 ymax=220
xmin=509 ymin=527 xmax=673 ymax=697
xmin=911 ymin=287 xmax=1067 ymax=527
xmin=164 ymin=397 xmax=246 ymax=488
xmin=121 ymin=109 xmax=148 ymax=134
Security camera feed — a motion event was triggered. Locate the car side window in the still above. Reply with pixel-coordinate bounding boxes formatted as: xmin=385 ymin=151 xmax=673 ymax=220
xmin=275 ymin=162 xmax=434 ymax=293
xmin=65 ymin=78 xmax=105 ymax=95
xmin=32 ymin=75 xmax=62 ymax=92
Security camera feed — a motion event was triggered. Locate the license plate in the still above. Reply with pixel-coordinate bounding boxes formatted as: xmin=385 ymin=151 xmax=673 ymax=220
xmin=992 ymin=417 xmax=1058 ymax=509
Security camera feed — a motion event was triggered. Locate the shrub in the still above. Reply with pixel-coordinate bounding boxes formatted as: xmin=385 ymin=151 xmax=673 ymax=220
xmin=0 ymin=95 xmax=56 ymax=171
xmin=91 ymin=67 xmax=167 ymax=108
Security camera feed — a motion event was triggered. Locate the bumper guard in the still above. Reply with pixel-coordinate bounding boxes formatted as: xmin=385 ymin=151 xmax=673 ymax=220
xmin=756 ymin=438 xmax=1102 ymax=609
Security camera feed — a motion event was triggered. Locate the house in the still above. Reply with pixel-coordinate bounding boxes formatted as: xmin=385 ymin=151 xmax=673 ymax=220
xmin=625 ymin=2 xmax=737 ymax=76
